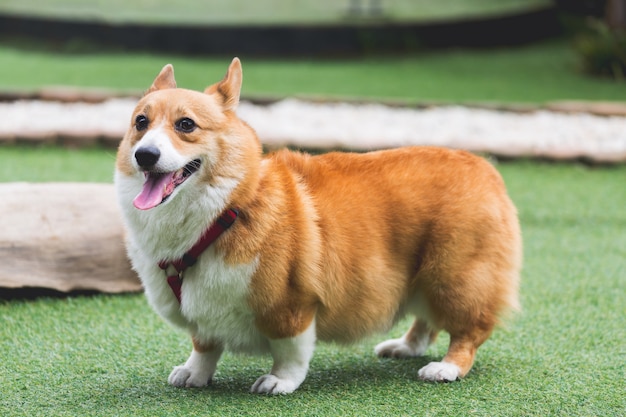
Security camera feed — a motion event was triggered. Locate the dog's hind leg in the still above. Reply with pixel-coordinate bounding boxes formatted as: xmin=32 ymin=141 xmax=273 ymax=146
xmin=418 ymin=326 xmax=493 ymax=382
xmin=168 ymin=338 xmax=223 ymax=388
xmin=416 ymin=264 xmax=503 ymax=382
xmin=375 ymin=318 xmax=439 ymax=359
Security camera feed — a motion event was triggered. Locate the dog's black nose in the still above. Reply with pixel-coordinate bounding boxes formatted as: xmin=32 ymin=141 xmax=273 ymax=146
xmin=135 ymin=146 xmax=161 ymax=167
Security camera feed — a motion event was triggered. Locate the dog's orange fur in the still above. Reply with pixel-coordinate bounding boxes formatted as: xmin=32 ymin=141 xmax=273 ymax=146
xmin=116 ymin=59 xmax=521 ymax=389
xmin=224 ymin=145 xmax=522 ymax=377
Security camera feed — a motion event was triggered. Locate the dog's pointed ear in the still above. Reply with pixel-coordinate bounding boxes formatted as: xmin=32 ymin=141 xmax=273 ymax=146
xmin=205 ymin=58 xmax=242 ymax=111
xmin=146 ymin=64 xmax=177 ymax=95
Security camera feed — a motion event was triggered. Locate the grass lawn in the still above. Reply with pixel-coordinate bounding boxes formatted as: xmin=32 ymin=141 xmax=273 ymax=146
xmin=0 ymin=0 xmax=551 ymax=25
xmin=0 ymin=147 xmax=625 ymax=416
xmin=0 ymin=39 xmax=625 ymax=104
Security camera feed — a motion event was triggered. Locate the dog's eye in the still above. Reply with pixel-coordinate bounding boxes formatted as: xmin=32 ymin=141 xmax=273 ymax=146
xmin=175 ymin=118 xmax=197 ymax=133
xmin=135 ymin=115 xmax=149 ymax=131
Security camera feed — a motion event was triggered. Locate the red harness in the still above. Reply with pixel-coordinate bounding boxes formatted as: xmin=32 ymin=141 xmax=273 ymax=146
xmin=158 ymin=208 xmax=239 ymax=303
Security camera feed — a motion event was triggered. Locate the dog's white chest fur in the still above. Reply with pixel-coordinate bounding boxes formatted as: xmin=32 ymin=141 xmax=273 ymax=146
xmin=116 ymin=171 xmax=266 ymax=354
xmin=133 ymin=242 xmax=266 ymax=354
xmin=178 ymin=249 xmax=267 ymax=353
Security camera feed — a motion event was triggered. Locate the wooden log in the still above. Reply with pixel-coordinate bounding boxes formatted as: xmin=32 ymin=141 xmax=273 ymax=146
xmin=0 ymin=183 xmax=141 ymax=293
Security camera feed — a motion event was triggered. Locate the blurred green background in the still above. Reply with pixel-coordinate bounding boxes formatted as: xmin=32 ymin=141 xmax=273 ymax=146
xmin=0 ymin=0 xmax=551 ymax=25
xmin=0 ymin=0 xmax=624 ymax=102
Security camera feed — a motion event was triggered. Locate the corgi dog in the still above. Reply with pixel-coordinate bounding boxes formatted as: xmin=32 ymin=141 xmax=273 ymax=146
xmin=115 ymin=58 xmax=522 ymax=394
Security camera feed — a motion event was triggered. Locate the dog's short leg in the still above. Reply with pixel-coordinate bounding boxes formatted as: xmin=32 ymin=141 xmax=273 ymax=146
xmin=168 ymin=339 xmax=223 ymax=388
xmin=418 ymin=328 xmax=492 ymax=382
xmin=251 ymin=320 xmax=316 ymax=395
xmin=375 ymin=319 xmax=438 ymax=359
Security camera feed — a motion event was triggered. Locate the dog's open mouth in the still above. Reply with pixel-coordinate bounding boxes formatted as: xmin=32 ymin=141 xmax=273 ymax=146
xmin=133 ymin=159 xmax=201 ymax=210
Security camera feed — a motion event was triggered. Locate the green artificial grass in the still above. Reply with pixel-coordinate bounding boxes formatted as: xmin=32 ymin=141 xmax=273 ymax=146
xmin=0 ymin=40 xmax=625 ymax=104
xmin=1 ymin=148 xmax=625 ymax=416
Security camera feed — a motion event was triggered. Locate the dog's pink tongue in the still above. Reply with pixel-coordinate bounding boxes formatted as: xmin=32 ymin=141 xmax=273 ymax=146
xmin=133 ymin=172 xmax=175 ymax=210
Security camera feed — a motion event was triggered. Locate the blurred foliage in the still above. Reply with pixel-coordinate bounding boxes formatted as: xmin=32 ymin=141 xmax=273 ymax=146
xmin=555 ymin=0 xmax=626 ymax=80
xmin=575 ymin=17 xmax=626 ymax=79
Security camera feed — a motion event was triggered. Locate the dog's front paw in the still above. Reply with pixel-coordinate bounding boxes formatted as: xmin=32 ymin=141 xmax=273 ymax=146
xmin=375 ymin=337 xmax=425 ymax=358
xmin=250 ymin=374 xmax=299 ymax=395
xmin=418 ymin=361 xmax=460 ymax=382
xmin=168 ymin=365 xmax=212 ymax=388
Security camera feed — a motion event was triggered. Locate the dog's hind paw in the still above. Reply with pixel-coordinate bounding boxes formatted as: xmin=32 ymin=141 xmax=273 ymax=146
xmin=250 ymin=374 xmax=299 ymax=395
xmin=375 ymin=337 xmax=426 ymax=358
xmin=168 ymin=365 xmax=211 ymax=388
xmin=418 ymin=361 xmax=460 ymax=382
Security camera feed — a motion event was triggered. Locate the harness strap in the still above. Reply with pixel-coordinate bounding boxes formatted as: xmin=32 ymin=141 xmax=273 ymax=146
xmin=158 ymin=208 xmax=239 ymax=304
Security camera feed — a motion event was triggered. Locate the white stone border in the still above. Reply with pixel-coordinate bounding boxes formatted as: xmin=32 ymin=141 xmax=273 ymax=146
xmin=1 ymin=97 xmax=625 ymax=162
